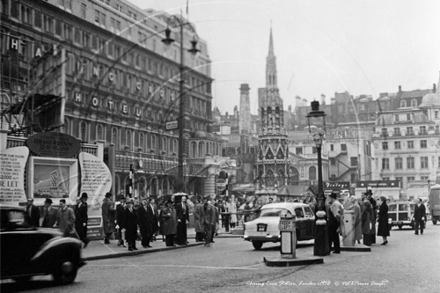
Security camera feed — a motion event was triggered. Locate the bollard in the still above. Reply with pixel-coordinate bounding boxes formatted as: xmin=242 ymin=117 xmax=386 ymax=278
xmin=279 ymin=211 xmax=296 ymax=259
xmin=342 ymin=210 xmax=355 ymax=246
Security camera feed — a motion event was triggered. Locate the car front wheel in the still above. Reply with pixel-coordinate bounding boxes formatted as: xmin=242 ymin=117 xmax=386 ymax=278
xmin=53 ymin=258 xmax=78 ymax=285
xmin=252 ymin=241 xmax=263 ymax=250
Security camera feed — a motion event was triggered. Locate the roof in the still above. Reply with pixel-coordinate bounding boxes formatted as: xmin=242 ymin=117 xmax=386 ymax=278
xmin=261 ymin=202 xmax=308 ymax=210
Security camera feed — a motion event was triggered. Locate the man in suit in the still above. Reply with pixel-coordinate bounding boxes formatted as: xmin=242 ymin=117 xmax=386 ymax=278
xmin=42 ymin=198 xmax=57 ymax=228
xmin=137 ymin=198 xmax=152 ymax=248
xmin=176 ymin=196 xmax=189 ymax=245
xmin=194 ymin=195 xmax=217 ymax=247
xmin=25 ymin=198 xmax=40 ymax=227
xmin=148 ymin=197 xmax=159 ymax=241
xmin=75 ymin=193 xmax=89 ymax=247
xmin=327 ymin=192 xmax=343 ymax=254
xmin=125 ymin=198 xmax=138 ymax=251
xmin=414 ymin=198 xmax=427 ymax=235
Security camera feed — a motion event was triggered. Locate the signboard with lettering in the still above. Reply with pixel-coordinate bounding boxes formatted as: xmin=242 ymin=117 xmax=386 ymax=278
xmin=357 ymin=181 xmax=400 ymax=188
xmin=79 ymin=152 xmax=112 ymax=205
xmin=27 ymin=132 xmax=81 ymax=158
xmin=165 ymin=120 xmax=178 ymax=130
xmin=0 ymin=147 xmax=29 ymax=205
xmin=216 ymin=179 xmax=226 ymax=191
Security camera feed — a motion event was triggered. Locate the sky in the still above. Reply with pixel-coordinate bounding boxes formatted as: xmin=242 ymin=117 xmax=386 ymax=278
xmin=129 ymin=0 xmax=440 ymax=115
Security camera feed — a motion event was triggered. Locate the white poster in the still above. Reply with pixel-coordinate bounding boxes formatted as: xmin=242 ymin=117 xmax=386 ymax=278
xmin=78 ymin=152 xmax=112 ymax=210
xmin=0 ymin=147 xmax=29 ymax=205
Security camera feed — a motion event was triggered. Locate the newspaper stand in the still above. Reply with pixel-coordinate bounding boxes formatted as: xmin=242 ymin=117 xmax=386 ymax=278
xmin=279 ymin=211 xmax=296 ymax=259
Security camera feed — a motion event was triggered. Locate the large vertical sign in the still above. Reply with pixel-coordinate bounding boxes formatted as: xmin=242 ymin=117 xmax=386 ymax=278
xmin=0 ymin=147 xmax=29 ymax=205
xmin=79 ymin=152 xmax=112 ymax=239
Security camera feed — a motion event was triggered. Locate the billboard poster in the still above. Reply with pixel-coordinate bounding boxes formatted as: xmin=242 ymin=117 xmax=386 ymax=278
xmin=0 ymin=147 xmax=29 ymax=205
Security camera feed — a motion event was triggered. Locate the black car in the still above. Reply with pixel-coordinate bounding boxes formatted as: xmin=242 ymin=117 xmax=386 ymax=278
xmin=0 ymin=204 xmax=86 ymax=284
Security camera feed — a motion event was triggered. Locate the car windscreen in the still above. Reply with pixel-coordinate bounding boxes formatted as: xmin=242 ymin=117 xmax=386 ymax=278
xmin=259 ymin=208 xmax=290 ymax=217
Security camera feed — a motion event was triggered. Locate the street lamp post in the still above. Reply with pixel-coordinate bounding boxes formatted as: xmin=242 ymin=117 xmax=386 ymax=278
xmin=306 ymin=101 xmax=330 ymax=256
xmin=162 ymin=16 xmax=199 ymax=192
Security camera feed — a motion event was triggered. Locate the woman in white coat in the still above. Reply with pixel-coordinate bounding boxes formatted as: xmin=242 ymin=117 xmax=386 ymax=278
xmin=226 ymin=199 xmax=238 ymax=228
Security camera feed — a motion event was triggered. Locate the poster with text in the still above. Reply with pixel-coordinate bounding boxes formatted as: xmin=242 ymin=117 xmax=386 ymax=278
xmin=0 ymin=147 xmax=29 ymax=205
xmin=78 ymin=152 xmax=112 ymax=214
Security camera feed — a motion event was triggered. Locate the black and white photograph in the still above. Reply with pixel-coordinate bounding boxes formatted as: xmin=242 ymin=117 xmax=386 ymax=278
xmin=1 ymin=0 xmax=440 ymax=292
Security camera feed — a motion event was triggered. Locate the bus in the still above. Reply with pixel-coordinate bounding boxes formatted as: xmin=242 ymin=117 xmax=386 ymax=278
xmin=428 ymin=184 xmax=440 ymax=225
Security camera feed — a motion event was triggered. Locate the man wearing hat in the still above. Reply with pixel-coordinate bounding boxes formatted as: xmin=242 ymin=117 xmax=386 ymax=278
xmin=194 ymin=195 xmax=217 ymax=247
xmin=115 ymin=195 xmax=127 ymax=247
xmin=42 ymin=198 xmax=57 ymax=228
xmin=125 ymin=198 xmax=138 ymax=251
xmin=327 ymin=192 xmax=343 ymax=254
xmin=75 ymin=192 xmax=90 ymax=248
xmin=25 ymin=198 xmax=40 ymax=227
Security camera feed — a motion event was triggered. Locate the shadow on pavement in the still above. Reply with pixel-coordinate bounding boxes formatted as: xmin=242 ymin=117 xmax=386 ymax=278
xmin=0 ymin=279 xmax=82 ymax=293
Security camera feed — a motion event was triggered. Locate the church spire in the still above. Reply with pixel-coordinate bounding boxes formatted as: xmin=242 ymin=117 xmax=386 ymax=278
xmin=266 ymin=25 xmax=277 ymax=89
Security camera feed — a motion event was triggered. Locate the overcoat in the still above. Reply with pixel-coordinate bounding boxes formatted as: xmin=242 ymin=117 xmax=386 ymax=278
xmin=193 ymin=203 xmax=205 ymax=233
xmin=137 ymin=205 xmax=153 ymax=238
xmin=102 ymin=197 xmax=115 ymax=234
xmin=161 ymin=206 xmax=177 ymax=235
xmin=125 ymin=207 xmax=138 ymax=242
xmin=347 ymin=202 xmax=363 ymax=241
xmin=194 ymin=203 xmax=217 ymax=230
xmin=361 ymin=207 xmax=373 ymax=235
xmin=227 ymin=202 xmax=238 ymax=223
xmin=413 ymin=204 xmax=426 ymax=222
xmin=42 ymin=206 xmax=58 ymax=228
xmin=377 ymin=202 xmax=390 ymax=237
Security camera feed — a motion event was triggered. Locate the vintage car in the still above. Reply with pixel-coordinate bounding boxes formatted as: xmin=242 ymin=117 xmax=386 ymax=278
xmin=243 ymin=202 xmax=315 ymax=250
xmin=387 ymin=201 xmax=416 ymax=230
xmin=0 ymin=204 xmax=86 ymax=284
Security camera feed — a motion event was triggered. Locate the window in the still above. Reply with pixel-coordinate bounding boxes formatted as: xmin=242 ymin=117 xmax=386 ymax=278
xmin=294 ymin=208 xmax=304 ymax=218
xmin=330 ymin=158 xmax=336 ymax=166
xmin=382 ymin=158 xmax=389 ymax=170
xmin=341 ymin=144 xmax=347 ymax=152
xmin=81 ymin=2 xmax=86 ymax=18
xmin=64 ymin=23 xmax=72 ymax=40
xmin=381 ymin=128 xmax=388 ymax=137
xmin=400 ymin=100 xmax=406 ymax=107
xmin=406 ymin=114 xmax=411 ymax=121
xmin=411 ymin=99 xmax=417 ymax=107
xmin=420 ymin=140 xmax=427 ymax=148
xmin=34 ymin=10 xmax=42 ymax=28
xmin=296 ymin=147 xmax=302 ymax=155
xmin=407 ymin=157 xmax=414 ymax=169
xmin=330 ymin=144 xmax=334 ymax=151
xmin=395 ymin=114 xmax=399 ymax=122
xmin=421 ymin=157 xmax=429 ymax=169
xmin=55 ymin=19 xmax=62 ymax=36
xmin=382 ymin=177 xmax=389 ymax=181
xmin=382 ymin=142 xmax=388 ymax=150
xmin=21 ymin=5 xmax=32 ymax=24
xmin=80 ymin=122 xmax=88 ymax=142
xmin=350 ymin=157 xmax=358 ymax=166
xmin=82 ymin=31 xmax=90 ymax=47
xmin=420 ymin=126 xmax=426 ymax=134
xmin=435 ymin=111 xmax=439 ymax=119
xmin=407 ymin=177 xmax=415 ymax=183
xmin=408 ymin=141 xmax=414 ymax=149
xmin=43 ymin=14 xmax=53 ymax=33
xmin=312 ymin=146 xmax=317 ymax=154
xmin=97 ymin=124 xmax=103 ymax=140
xmin=95 ymin=10 xmax=105 ymax=26
xmin=406 ymin=127 xmax=413 ymax=135
xmin=74 ymin=28 xmax=81 ymax=44
xmin=395 ymin=177 xmax=402 ymax=184
xmin=309 ymin=166 xmax=316 ymax=181
xmin=395 ymin=158 xmax=403 ymax=169
xmin=421 ymin=176 xmax=429 ymax=181
xmin=394 ymin=128 xmax=400 ymax=136
xmin=394 ymin=141 xmax=401 ymax=149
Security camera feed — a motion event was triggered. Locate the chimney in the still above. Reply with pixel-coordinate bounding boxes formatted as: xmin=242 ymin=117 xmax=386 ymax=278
xmin=433 ymin=83 xmax=436 ymax=93
xmin=398 ymin=85 xmax=402 ymax=92
xmin=321 ymin=94 xmax=325 ymax=105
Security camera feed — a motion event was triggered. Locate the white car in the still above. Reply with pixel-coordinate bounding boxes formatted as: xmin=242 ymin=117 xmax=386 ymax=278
xmin=243 ymin=202 xmax=316 ymax=250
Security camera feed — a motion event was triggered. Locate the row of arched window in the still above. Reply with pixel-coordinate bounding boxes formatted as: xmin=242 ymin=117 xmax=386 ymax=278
xmin=65 ymin=119 xmax=178 ymax=155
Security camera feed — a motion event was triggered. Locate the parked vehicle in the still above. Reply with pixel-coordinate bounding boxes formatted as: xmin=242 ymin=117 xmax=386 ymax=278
xmin=243 ymin=202 xmax=315 ymax=250
xmin=387 ymin=201 xmax=415 ymax=230
xmin=429 ymin=184 xmax=440 ymax=225
xmin=0 ymin=204 xmax=86 ymax=284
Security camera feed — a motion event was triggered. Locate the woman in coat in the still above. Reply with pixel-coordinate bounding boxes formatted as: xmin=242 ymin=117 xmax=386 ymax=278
xmin=102 ymin=192 xmax=115 ymax=244
xmin=346 ymin=196 xmax=363 ymax=245
xmin=226 ymin=199 xmax=238 ymax=228
xmin=361 ymin=200 xmax=373 ymax=246
xmin=377 ymin=196 xmax=389 ymax=245
xmin=161 ymin=200 xmax=177 ymax=246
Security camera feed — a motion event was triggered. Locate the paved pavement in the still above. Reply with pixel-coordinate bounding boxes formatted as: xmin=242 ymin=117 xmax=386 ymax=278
xmin=82 ymin=227 xmax=242 ymax=261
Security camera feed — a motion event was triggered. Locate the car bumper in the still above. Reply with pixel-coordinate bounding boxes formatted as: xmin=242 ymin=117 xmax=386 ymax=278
xmin=243 ymin=235 xmax=280 ymax=242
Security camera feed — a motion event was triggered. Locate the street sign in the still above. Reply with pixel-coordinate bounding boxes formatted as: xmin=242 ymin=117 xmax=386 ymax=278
xmin=165 ymin=120 xmax=178 ymax=130
xmin=216 ymin=179 xmax=226 ymax=191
